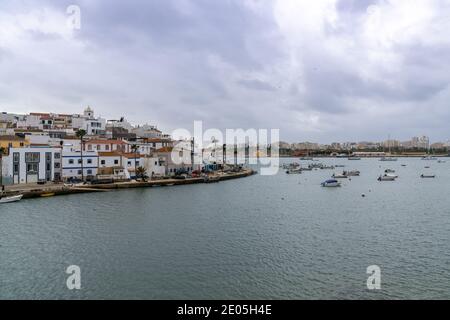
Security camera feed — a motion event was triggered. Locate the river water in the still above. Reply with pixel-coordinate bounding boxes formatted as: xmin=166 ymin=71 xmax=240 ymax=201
xmin=1 ymin=158 xmax=450 ymax=299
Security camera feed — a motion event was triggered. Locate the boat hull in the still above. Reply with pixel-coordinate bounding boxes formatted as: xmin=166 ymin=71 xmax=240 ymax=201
xmin=0 ymin=194 xmax=23 ymax=204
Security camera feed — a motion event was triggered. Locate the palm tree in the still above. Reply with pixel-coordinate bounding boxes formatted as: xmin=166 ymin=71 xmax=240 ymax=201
xmin=0 ymin=146 xmax=6 ymax=191
xmin=131 ymin=144 xmax=139 ymax=180
xmin=136 ymin=166 xmax=147 ymax=182
xmin=76 ymin=129 xmax=87 ymax=181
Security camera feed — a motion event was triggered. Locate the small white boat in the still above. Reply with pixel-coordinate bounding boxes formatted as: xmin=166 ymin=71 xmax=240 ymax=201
xmin=348 ymin=156 xmax=361 ymax=160
xmin=385 ymin=169 xmax=396 ymax=173
xmin=321 ymin=179 xmax=342 ymax=187
xmin=286 ymin=169 xmax=302 ymax=174
xmin=421 ymin=174 xmax=436 ymax=178
xmin=438 ymin=160 xmax=446 ymax=163
xmin=300 ymin=156 xmax=314 ymax=161
xmin=0 ymin=194 xmax=23 ymax=204
xmin=378 ymin=174 xmax=396 ymax=181
xmin=380 ymin=157 xmax=398 ymax=161
xmin=332 ymin=173 xmax=348 ymax=179
xmin=422 ymin=156 xmax=438 ymax=160
xmin=345 ymin=170 xmax=360 ymax=176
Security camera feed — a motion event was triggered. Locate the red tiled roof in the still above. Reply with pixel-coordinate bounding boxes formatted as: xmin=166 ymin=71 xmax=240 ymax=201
xmin=85 ymin=139 xmax=126 ymax=145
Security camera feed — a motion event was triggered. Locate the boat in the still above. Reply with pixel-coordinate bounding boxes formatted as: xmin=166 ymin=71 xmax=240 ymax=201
xmin=300 ymin=167 xmax=313 ymax=171
xmin=332 ymin=173 xmax=348 ymax=179
xmin=40 ymin=193 xmax=55 ymax=197
xmin=384 ymin=169 xmax=396 ymax=173
xmin=378 ymin=174 xmax=396 ymax=181
xmin=0 ymin=194 xmax=23 ymax=204
xmin=437 ymin=160 xmax=446 ymax=163
xmin=422 ymin=156 xmax=438 ymax=160
xmin=320 ymin=165 xmax=335 ymax=170
xmin=286 ymin=169 xmax=302 ymax=174
xmin=348 ymin=156 xmax=361 ymax=160
xmin=300 ymin=156 xmax=314 ymax=161
xmin=334 ymin=165 xmax=346 ymax=168
xmin=321 ymin=179 xmax=342 ymax=187
xmin=345 ymin=170 xmax=360 ymax=176
xmin=421 ymin=174 xmax=436 ymax=178
xmin=380 ymin=157 xmax=398 ymax=161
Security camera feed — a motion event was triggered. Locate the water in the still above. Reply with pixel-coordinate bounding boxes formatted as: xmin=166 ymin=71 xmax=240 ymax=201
xmin=1 ymin=158 xmax=450 ymax=299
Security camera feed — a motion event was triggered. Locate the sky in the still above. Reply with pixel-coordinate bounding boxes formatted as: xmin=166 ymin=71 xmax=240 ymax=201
xmin=1 ymin=0 xmax=450 ymax=143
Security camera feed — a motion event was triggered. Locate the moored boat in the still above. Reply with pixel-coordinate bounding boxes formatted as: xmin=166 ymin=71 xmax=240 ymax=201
xmin=286 ymin=168 xmax=302 ymax=174
xmin=0 ymin=194 xmax=23 ymax=204
xmin=321 ymin=179 xmax=342 ymax=187
xmin=420 ymin=174 xmax=436 ymax=178
xmin=380 ymin=157 xmax=398 ymax=161
xmin=378 ymin=174 xmax=397 ymax=181
xmin=345 ymin=170 xmax=360 ymax=176
xmin=332 ymin=173 xmax=348 ymax=179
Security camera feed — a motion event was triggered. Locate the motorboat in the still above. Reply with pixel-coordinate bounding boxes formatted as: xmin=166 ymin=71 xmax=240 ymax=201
xmin=300 ymin=156 xmax=314 ymax=161
xmin=332 ymin=173 xmax=348 ymax=179
xmin=320 ymin=165 xmax=335 ymax=170
xmin=421 ymin=174 xmax=436 ymax=178
xmin=422 ymin=156 xmax=438 ymax=160
xmin=385 ymin=169 xmax=396 ymax=173
xmin=0 ymin=194 xmax=23 ymax=204
xmin=345 ymin=170 xmax=360 ymax=176
xmin=438 ymin=160 xmax=446 ymax=163
xmin=378 ymin=174 xmax=397 ymax=181
xmin=286 ymin=168 xmax=302 ymax=174
xmin=348 ymin=156 xmax=361 ymax=160
xmin=321 ymin=179 xmax=342 ymax=187
xmin=380 ymin=157 xmax=398 ymax=161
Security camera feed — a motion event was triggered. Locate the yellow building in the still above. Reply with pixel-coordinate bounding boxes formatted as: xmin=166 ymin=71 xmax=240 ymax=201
xmin=0 ymin=135 xmax=30 ymax=154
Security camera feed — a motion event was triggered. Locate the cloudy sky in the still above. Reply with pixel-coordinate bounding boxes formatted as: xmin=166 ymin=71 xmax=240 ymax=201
xmin=1 ymin=0 xmax=450 ymax=143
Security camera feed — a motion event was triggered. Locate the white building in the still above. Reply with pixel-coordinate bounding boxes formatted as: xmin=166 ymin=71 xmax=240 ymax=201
xmin=1 ymin=146 xmax=61 ymax=185
xmin=71 ymin=107 xmax=106 ymax=135
xmin=62 ymin=145 xmax=99 ymax=181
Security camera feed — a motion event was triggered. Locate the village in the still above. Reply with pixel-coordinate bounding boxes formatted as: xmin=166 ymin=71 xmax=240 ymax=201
xmin=0 ymin=107 xmax=254 ymax=200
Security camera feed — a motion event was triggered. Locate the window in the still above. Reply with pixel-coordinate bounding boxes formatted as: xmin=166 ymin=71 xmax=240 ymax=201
xmin=78 ymin=170 xmax=82 ymax=175
xmin=128 ymin=161 xmax=131 ymax=166
xmin=26 ymin=163 xmax=38 ymax=174
xmin=97 ymin=145 xmax=101 ymax=150
xmin=136 ymin=161 xmax=140 ymax=166
xmin=88 ymin=145 xmax=92 ymax=151
xmin=54 ymin=163 xmax=61 ymax=169
xmin=78 ymin=159 xmax=82 ymax=164
xmin=54 ymin=153 xmax=61 ymax=159
xmin=25 ymin=152 xmax=40 ymax=163
xmin=101 ymin=160 xmax=105 ymax=165
xmin=69 ymin=159 xmax=74 ymax=164
xmin=87 ymin=169 xmax=92 ymax=175
xmin=13 ymin=153 xmax=20 ymax=162
xmin=105 ymin=145 xmax=110 ymax=151
xmin=155 ymin=161 xmax=157 ymax=165
xmin=13 ymin=164 xmax=19 ymax=174
xmin=87 ymin=159 xmax=92 ymax=164
xmin=114 ymin=160 xmax=119 ymax=165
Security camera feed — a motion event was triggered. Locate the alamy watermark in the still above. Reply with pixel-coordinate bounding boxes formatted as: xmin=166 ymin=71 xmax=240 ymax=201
xmin=171 ymin=121 xmax=280 ymax=176
xmin=367 ymin=265 xmax=381 ymax=290
xmin=66 ymin=5 xmax=81 ymax=30
xmin=66 ymin=265 xmax=81 ymax=290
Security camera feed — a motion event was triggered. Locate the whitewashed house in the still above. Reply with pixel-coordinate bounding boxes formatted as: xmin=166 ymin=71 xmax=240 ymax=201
xmin=62 ymin=144 xmax=99 ymax=181
xmin=1 ymin=146 xmax=61 ymax=184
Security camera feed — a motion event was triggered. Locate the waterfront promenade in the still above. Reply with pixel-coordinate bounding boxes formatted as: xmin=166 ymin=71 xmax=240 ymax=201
xmin=2 ymin=169 xmax=256 ymax=200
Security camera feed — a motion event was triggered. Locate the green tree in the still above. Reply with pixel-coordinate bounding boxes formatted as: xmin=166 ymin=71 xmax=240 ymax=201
xmin=136 ymin=166 xmax=148 ymax=182
xmin=76 ymin=129 xmax=87 ymax=181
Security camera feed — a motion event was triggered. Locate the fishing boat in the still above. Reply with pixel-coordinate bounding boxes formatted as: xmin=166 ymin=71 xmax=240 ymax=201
xmin=378 ymin=174 xmax=397 ymax=181
xmin=421 ymin=174 xmax=436 ymax=178
xmin=380 ymin=157 xmax=398 ymax=161
xmin=321 ymin=179 xmax=341 ymax=187
xmin=345 ymin=170 xmax=360 ymax=176
xmin=0 ymin=194 xmax=23 ymax=204
xmin=332 ymin=173 xmax=348 ymax=179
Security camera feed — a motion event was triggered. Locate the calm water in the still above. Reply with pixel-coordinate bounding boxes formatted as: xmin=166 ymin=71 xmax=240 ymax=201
xmin=1 ymin=158 xmax=450 ymax=299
